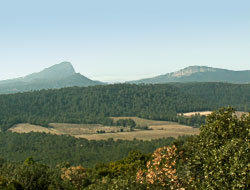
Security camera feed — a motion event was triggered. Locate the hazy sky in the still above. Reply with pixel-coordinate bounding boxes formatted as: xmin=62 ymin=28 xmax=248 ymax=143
xmin=0 ymin=0 xmax=249 ymax=82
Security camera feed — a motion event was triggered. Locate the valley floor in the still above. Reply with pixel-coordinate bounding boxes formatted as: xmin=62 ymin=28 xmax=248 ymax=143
xmin=9 ymin=117 xmax=199 ymax=140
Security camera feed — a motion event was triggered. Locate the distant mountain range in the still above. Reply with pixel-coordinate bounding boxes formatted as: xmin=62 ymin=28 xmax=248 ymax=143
xmin=1 ymin=64 xmax=250 ymax=94
xmin=0 ymin=62 xmax=103 ymax=94
xmin=128 ymin=66 xmax=250 ymax=84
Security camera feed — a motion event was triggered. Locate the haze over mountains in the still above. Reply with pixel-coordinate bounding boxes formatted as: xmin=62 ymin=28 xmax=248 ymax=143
xmin=0 ymin=62 xmax=102 ymax=94
xmin=128 ymin=66 xmax=250 ymax=84
xmin=1 ymin=63 xmax=250 ymax=94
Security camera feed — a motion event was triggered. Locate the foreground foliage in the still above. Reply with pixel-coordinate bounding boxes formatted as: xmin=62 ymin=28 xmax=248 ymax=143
xmin=135 ymin=107 xmax=249 ymax=189
xmin=184 ymin=107 xmax=250 ymax=189
xmin=0 ymin=107 xmax=249 ymax=189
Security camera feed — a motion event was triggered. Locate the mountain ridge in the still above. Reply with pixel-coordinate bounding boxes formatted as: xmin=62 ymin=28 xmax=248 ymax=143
xmin=170 ymin=66 xmax=220 ymax=77
xmin=0 ymin=62 xmax=103 ymax=94
xmin=128 ymin=66 xmax=250 ymax=84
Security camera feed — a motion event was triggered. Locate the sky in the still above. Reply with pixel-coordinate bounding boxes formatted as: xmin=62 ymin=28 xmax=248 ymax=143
xmin=0 ymin=0 xmax=249 ymax=83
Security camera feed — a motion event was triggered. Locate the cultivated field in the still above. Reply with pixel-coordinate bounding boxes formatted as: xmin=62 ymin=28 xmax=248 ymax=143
xmin=180 ymin=111 xmax=212 ymax=117
xmin=9 ymin=117 xmax=200 ymax=140
xmin=180 ymin=111 xmax=248 ymax=118
xmin=75 ymin=125 xmax=199 ymax=140
xmin=10 ymin=123 xmax=130 ymax=135
xmin=50 ymin=123 xmax=130 ymax=135
xmin=9 ymin=124 xmax=62 ymax=134
xmin=111 ymin=117 xmax=177 ymax=126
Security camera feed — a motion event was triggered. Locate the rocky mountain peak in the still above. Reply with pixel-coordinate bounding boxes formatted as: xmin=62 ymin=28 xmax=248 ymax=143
xmin=24 ymin=61 xmax=76 ymax=81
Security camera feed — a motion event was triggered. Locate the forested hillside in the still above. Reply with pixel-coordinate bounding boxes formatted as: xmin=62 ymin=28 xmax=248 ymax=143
xmin=0 ymin=84 xmax=199 ymax=131
xmin=0 ymin=108 xmax=249 ymax=189
xmin=1 ymin=83 xmax=250 ymax=131
xmin=0 ymin=132 xmax=176 ymax=167
xmin=173 ymin=82 xmax=250 ymax=111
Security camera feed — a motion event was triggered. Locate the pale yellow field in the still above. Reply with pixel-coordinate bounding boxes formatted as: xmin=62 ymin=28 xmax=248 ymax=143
xmin=111 ymin=117 xmax=177 ymax=126
xmin=75 ymin=125 xmax=199 ymax=140
xmin=9 ymin=117 xmax=200 ymax=140
xmin=180 ymin=111 xmax=212 ymax=117
xmin=10 ymin=123 xmax=130 ymax=135
xmin=50 ymin=123 xmax=130 ymax=135
xmin=9 ymin=123 xmax=63 ymax=134
xmin=180 ymin=111 xmax=248 ymax=118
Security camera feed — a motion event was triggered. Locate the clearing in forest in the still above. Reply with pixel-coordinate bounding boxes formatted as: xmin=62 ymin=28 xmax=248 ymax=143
xmin=180 ymin=111 xmax=248 ymax=118
xmin=9 ymin=117 xmax=200 ymax=140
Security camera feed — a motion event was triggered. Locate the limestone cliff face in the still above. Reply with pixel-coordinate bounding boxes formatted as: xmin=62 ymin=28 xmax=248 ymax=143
xmin=171 ymin=66 xmax=218 ymax=77
xmin=128 ymin=66 xmax=250 ymax=84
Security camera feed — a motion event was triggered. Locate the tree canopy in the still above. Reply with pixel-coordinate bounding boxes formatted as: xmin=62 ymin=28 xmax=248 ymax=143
xmin=1 ymin=83 xmax=250 ymax=131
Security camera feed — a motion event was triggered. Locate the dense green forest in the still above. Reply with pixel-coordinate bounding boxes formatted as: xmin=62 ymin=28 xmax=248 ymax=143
xmin=172 ymin=82 xmax=250 ymax=111
xmin=0 ymin=132 xmax=175 ymax=167
xmin=1 ymin=83 xmax=250 ymax=131
xmin=0 ymin=108 xmax=249 ymax=189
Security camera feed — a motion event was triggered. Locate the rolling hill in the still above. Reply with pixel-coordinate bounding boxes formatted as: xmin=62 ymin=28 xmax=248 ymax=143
xmin=0 ymin=62 xmax=103 ymax=94
xmin=128 ymin=66 xmax=250 ymax=84
xmin=1 ymin=82 xmax=250 ymax=132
